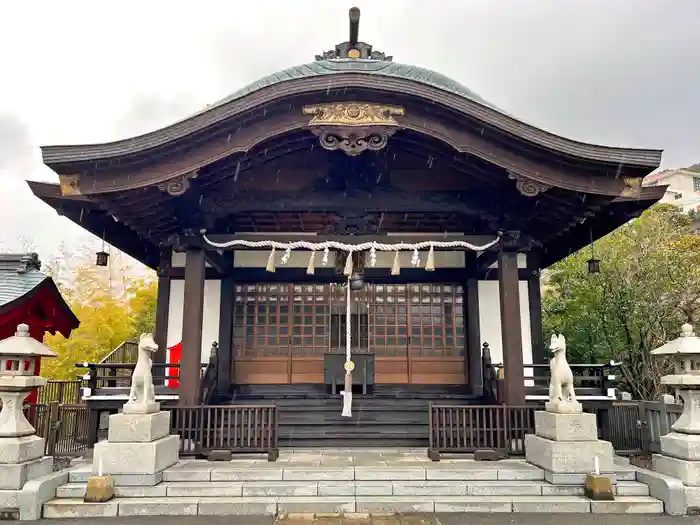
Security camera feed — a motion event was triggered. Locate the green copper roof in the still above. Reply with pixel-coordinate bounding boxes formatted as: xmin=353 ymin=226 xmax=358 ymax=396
xmin=202 ymin=59 xmax=504 ymax=115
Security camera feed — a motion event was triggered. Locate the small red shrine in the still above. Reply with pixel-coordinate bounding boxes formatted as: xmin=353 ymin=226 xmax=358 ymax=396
xmin=0 ymin=253 xmax=80 ymax=402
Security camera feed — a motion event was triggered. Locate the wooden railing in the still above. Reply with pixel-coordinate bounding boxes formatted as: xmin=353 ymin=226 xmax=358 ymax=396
xmin=170 ymin=405 xmax=279 ymax=461
xmin=428 ymin=401 xmax=651 ymax=460
xmin=508 ymin=362 xmax=620 ymax=398
xmin=100 ymin=340 xmax=139 ymax=365
xmin=76 ymin=362 xmax=200 ymax=391
xmin=641 ymin=400 xmax=684 ymax=453
xmin=37 ymin=380 xmax=83 ymax=405
xmin=480 ymin=341 xmax=621 ymax=403
xmin=428 ymin=404 xmax=535 ymax=460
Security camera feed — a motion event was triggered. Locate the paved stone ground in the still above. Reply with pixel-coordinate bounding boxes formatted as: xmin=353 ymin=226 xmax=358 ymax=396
xmin=9 ymin=514 xmax=699 ymax=525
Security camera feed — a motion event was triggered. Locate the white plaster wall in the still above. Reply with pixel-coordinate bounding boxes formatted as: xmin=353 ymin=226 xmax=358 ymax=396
xmin=166 ymin=257 xmax=221 ymax=363
xmin=477 ymin=280 xmax=534 ymax=383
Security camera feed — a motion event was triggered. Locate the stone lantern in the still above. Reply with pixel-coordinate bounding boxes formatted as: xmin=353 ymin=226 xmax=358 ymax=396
xmin=651 ymin=322 xmax=700 ymax=509
xmin=0 ymin=324 xmax=59 ymax=520
xmin=0 ymin=323 xmax=56 ymax=437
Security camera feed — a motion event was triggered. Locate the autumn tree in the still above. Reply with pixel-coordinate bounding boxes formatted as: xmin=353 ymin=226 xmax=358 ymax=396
xmin=42 ymin=244 xmax=158 ymax=380
xmin=542 ymin=204 xmax=700 ymax=400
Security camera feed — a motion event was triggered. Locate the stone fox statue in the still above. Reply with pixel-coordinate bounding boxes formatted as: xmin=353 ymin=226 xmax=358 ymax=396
xmin=548 ymin=333 xmax=577 ymax=404
xmin=127 ymin=333 xmax=158 ymax=406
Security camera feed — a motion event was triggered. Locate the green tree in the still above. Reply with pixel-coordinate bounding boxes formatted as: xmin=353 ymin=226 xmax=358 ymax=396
xmin=542 ymin=204 xmax=700 ymax=399
xmin=42 ymin=244 xmax=158 ymax=380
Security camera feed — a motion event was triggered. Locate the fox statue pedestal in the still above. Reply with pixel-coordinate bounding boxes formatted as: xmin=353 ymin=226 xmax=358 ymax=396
xmin=525 ymin=406 xmax=615 ymax=484
xmin=92 ymin=334 xmax=179 ymax=487
xmin=525 ymin=334 xmax=615 ymax=485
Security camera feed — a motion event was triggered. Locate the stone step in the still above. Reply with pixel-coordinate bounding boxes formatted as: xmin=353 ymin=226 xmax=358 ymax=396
xmin=55 ymin=479 xmax=651 ymax=499
xmin=43 ymin=494 xmax=664 ymax=518
xmin=66 ymin=461 xmax=637 ymax=484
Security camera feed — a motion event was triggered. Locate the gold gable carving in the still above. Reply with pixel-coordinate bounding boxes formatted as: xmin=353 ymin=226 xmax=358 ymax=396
xmin=58 ymin=175 xmax=82 ymax=196
xmin=620 ymin=177 xmax=643 ymax=198
xmin=507 ymin=171 xmax=551 ymax=197
xmin=302 ymin=102 xmax=405 ymax=156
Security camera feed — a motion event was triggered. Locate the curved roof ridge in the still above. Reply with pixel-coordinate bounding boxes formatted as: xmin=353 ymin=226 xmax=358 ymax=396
xmin=188 ymin=59 xmax=507 ymax=121
xmin=40 ymin=59 xmax=662 ymax=168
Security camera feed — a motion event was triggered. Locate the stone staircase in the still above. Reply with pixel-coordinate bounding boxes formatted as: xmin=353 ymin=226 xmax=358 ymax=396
xmin=42 ymin=449 xmax=664 ymax=518
xmin=231 ymin=384 xmax=480 ymax=448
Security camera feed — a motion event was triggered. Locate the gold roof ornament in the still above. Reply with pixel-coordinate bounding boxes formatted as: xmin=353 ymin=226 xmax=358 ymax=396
xmin=302 ymin=102 xmax=405 ymax=156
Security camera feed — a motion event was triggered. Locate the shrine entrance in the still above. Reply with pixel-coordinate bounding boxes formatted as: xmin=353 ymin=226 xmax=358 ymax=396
xmin=231 ymin=282 xmax=466 ymax=386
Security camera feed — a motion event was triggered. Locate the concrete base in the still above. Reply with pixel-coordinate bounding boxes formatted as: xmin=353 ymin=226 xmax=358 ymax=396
xmin=0 ymin=456 xmax=52 ymax=490
xmin=122 ymin=401 xmax=161 ymax=415
xmin=0 ymin=435 xmax=45 ymax=465
xmin=544 ymin=401 xmax=583 ymax=414
xmin=653 ymin=454 xmax=700 ymax=487
xmin=107 ymin=411 xmax=170 ymax=443
xmin=534 ymin=411 xmax=597 ymax=442
xmin=0 ymin=469 xmax=68 ymax=521
xmin=660 ymin=432 xmax=700 ymax=461
xmin=525 ymin=434 xmax=615 ymax=474
xmin=93 ymin=435 xmax=179 ymax=478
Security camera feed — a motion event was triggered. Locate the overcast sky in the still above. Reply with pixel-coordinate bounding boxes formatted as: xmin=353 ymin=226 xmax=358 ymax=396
xmin=0 ymin=0 xmax=698 ymax=265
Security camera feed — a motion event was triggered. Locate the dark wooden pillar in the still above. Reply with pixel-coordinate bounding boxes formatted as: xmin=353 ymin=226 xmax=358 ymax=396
xmin=217 ymin=271 xmax=235 ymax=397
xmin=498 ymin=250 xmax=525 ymax=405
xmin=464 ymin=250 xmax=482 ymax=397
xmin=466 ymin=277 xmax=482 ymax=397
xmin=527 ymin=252 xmax=546 ymax=365
xmin=180 ymin=247 xmax=206 ymax=405
xmin=153 ymin=249 xmax=171 ymax=365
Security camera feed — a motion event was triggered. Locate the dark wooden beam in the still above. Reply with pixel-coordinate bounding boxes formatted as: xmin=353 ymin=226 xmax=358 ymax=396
xmin=200 ymin=189 xmax=509 ymax=219
xmin=164 ymin=265 xmax=536 ymax=281
xmin=216 ymin=264 xmax=235 ymax=398
xmin=498 ymin=250 xmax=526 ymax=405
xmin=476 ymin=250 xmax=499 ymax=272
xmin=224 ymin=267 xmax=467 ymax=283
xmin=153 ymin=249 xmax=171 ymax=365
xmin=180 ymin=248 xmax=206 ymax=405
xmin=57 ymin=205 xmax=160 ymax=269
xmin=165 ymin=267 xmax=227 ymax=279
xmin=464 ymin=253 xmax=482 ymax=397
xmin=204 ymin=250 xmax=233 ymax=273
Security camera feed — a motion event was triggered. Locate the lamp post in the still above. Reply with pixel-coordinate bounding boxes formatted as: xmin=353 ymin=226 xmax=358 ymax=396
xmin=0 ymin=324 xmax=56 ymax=437
xmin=650 ymin=322 xmax=700 ymax=510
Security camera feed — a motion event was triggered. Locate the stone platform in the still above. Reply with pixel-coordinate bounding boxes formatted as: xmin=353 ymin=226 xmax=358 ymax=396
xmin=42 ymin=448 xmax=662 ymax=518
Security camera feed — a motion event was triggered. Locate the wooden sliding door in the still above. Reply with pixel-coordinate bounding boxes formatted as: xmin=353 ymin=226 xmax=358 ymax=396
xmin=232 ymin=283 xmax=466 ymax=386
xmin=371 ymin=284 xmax=466 ymax=385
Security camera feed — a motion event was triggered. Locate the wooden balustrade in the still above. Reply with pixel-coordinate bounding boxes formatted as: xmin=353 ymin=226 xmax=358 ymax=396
xmin=428 ymin=404 xmax=535 ymax=460
xmin=170 ymin=405 xmax=279 ymax=461
xmin=75 ymin=362 xmax=203 ymax=391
